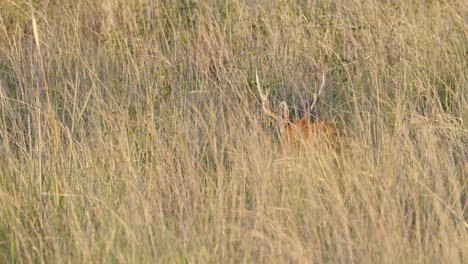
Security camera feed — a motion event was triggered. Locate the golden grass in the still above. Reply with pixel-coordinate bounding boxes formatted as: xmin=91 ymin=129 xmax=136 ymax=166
xmin=0 ymin=0 xmax=466 ymax=262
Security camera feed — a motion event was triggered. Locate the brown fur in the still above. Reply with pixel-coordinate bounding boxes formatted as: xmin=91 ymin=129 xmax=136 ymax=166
xmin=282 ymin=120 xmax=338 ymax=145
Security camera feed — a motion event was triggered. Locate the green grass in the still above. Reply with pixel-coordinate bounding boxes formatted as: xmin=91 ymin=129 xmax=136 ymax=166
xmin=0 ymin=0 xmax=466 ymax=263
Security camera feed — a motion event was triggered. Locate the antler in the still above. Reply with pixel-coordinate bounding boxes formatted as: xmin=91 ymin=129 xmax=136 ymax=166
xmin=310 ymin=71 xmax=326 ymax=117
xmin=256 ymin=70 xmax=285 ymax=123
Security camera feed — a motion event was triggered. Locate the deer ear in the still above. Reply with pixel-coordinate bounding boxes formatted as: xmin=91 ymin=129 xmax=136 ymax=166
xmin=279 ymin=101 xmax=290 ymax=121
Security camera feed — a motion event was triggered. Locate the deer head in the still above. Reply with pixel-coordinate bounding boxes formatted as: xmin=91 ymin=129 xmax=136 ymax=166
xmin=256 ymin=71 xmax=337 ymax=146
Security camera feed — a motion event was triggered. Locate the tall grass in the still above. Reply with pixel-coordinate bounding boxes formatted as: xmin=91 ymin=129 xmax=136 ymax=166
xmin=0 ymin=0 xmax=466 ymax=262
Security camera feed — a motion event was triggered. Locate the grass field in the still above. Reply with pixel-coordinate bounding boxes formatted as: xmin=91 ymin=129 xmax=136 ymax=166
xmin=0 ymin=0 xmax=467 ymax=262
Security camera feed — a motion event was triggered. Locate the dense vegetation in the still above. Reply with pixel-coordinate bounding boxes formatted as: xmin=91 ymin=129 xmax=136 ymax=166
xmin=0 ymin=0 xmax=466 ymax=262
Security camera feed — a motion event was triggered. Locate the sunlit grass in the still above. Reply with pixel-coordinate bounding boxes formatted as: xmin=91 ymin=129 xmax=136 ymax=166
xmin=0 ymin=0 xmax=466 ymax=262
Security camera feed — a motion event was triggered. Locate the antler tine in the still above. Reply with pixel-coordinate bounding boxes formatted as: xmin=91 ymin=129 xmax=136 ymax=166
xmin=310 ymin=71 xmax=326 ymax=115
xmin=317 ymin=71 xmax=326 ymax=98
xmin=256 ymin=70 xmax=267 ymax=100
xmin=256 ymin=70 xmax=282 ymax=123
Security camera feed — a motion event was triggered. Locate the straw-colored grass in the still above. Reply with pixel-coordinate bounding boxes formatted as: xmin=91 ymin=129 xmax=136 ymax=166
xmin=0 ymin=0 xmax=466 ymax=263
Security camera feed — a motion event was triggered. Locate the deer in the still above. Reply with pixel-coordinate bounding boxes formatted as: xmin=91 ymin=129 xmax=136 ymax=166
xmin=256 ymin=71 xmax=339 ymax=147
